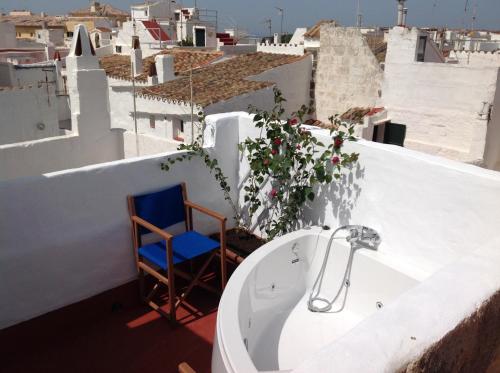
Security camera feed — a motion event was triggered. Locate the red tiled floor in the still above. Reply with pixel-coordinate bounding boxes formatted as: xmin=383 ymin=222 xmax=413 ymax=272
xmin=0 ymin=281 xmax=219 ymax=373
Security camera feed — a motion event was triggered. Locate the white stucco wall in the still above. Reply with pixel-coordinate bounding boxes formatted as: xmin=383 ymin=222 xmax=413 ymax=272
xmin=385 ymin=27 xmax=443 ymax=65
xmin=205 ymin=86 xmax=275 ymax=117
xmin=450 ymin=50 xmax=500 ymax=67
xmin=0 ymin=85 xmax=61 ymax=145
xmin=256 ymin=43 xmax=305 ymax=56
xmin=0 ymin=29 xmax=125 ymax=181
xmin=381 ymin=59 xmax=499 ymax=162
xmin=315 ymin=26 xmax=383 ymax=121
xmin=250 ymin=54 xmax=312 ymax=116
xmin=123 ymin=130 xmax=180 ymax=158
xmin=483 ymin=72 xmax=500 ymax=171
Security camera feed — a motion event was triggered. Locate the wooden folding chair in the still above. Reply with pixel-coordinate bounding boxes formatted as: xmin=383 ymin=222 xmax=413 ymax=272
xmin=127 ymin=182 xmax=227 ymax=322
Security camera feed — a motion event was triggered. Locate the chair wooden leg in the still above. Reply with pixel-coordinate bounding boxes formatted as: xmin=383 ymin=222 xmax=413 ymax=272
xmin=138 ymin=265 xmax=145 ymax=301
xmin=175 ymin=252 xmax=216 ymax=309
xmin=166 ymin=241 xmax=176 ymax=323
xmin=220 ymin=220 xmax=227 ymax=290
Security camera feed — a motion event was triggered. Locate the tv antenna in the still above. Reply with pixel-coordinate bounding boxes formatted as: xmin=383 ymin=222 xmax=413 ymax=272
xmin=261 ymin=18 xmax=272 ymax=38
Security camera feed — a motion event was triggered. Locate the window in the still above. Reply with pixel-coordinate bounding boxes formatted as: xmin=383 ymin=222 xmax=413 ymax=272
xmin=174 ymin=12 xmax=180 ymax=21
xmin=149 ymin=115 xmax=155 ymax=129
xmin=180 ymin=120 xmax=184 ymax=133
xmin=37 ymin=34 xmax=41 ymax=39
xmin=416 ymin=36 xmax=427 ymax=62
xmin=67 ymin=31 xmax=73 ymax=37
xmin=145 ymin=9 xmax=148 ymax=16
xmin=116 ymin=45 xmax=122 ymax=53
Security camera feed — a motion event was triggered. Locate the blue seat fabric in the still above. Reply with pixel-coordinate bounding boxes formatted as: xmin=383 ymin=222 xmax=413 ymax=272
xmin=134 ymin=184 xmax=185 ymax=236
xmin=138 ymin=231 xmax=220 ymax=270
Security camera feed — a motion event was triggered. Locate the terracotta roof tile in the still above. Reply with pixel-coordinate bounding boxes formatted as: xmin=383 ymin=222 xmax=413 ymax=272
xmin=0 ymin=15 xmax=66 ymax=27
xmin=99 ymin=49 xmax=223 ymax=82
xmin=364 ymin=35 xmax=387 ymax=63
xmin=137 ymin=52 xmax=308 ymax=107
xmin=340 ymin=107 xmax=385 ymax=123
xmin=69 ymin=4 xmax=129 ymax=17
xmin=304 ymin=20 xmax=338 ymax=39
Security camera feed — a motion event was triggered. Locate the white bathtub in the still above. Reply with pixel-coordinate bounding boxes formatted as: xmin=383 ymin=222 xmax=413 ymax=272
xmin=212 ymin=227 xmax=420 ymax=373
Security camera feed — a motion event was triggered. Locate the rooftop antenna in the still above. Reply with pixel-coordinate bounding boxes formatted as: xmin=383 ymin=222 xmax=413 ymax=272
xmin=275 ymin=7 xmax=284 ymax=43
xmin=262 ymin=18 xmax=272 ymax=39
xmin=131 ymin=20 xmax=140 ymax=157
xmin=356 ymin=0 xmax=362 ymax=28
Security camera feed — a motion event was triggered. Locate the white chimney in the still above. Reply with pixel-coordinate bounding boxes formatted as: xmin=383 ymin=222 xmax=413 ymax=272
xmin=155 ymin=54 xmax=175 ymax=83
xmin=130 ymin=36 xmax=142 ymax=77
xmin=402 ymin=8 xmax=408 ymax=27
xmin=396 ymin=0 xmax=405 ymax=26
xmin=148 ymin=62 xmax=158 ymax=85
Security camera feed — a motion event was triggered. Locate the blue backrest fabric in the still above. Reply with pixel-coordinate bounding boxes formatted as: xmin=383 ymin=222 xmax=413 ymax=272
xmin=133 ymin=184 xmax=185 ymax=235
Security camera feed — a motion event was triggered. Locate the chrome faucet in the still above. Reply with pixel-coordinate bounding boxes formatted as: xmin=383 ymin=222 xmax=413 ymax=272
xmin=346 ymin=225 xmax=381 ymax=248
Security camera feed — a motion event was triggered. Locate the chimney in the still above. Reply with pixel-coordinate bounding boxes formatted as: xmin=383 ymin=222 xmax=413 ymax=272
xmin=65 ymin=24 xmax=112 ymax=139
xmin=130 ymin=36 xmax=142 ymax=77
xmin=155 ymin=54 xmax=175 ymax=83
xmin=396 ymin=0 xmax=405 ymax=26
xmin=148 ymin=62 xmax=158 ymax=85
xmin=402 ymin=8 xmax=408 ymax=27
xmin=66 ymin=24 xmax=98 ymax=73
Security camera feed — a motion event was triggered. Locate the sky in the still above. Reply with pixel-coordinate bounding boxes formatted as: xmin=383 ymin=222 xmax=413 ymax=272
xmin=1 ymin=0 xmax=499 ymax=35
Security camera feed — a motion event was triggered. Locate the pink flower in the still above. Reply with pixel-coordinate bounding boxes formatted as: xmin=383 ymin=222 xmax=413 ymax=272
xmin=271 ymin=149 xmax=278 ymax=155
xmin=289 ymin=118 xmax=298 ymax=125
xmin=263 ymin=158 xmax=270 ymax=166
xmin=270 ymin=188 xmax=278 ymax=198
xmin=334 ymin=137 xmax=343 ymax=148
xmin=273 ymin=138 xmax=282 ymax=146
xmin=296 ymin=144 xmax=301 ymax=150
xmin=331 ymin=156 xmax=340 ymax=165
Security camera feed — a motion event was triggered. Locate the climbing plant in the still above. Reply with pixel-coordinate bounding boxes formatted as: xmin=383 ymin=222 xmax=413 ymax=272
xmin=161 ymin=89 xmax=359 ymax=240
xmin=240 ymin=88 xmax=359 ymax=239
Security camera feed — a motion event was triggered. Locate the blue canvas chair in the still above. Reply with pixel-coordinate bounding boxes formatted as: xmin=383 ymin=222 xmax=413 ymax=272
xmin=127 ymin=183 xmax=227 ymax=322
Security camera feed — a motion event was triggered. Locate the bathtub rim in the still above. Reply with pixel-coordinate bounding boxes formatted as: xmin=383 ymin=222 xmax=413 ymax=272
xmin=214 ymin=227 xmax=324 ymax=373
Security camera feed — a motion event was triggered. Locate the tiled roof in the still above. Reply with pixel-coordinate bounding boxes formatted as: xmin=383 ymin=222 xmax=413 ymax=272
xmin=69 ymin=4 xmax=129 ymax=17
xmin=304 ymin=20 xmax=338 ymax=39
xmin=0 ymin=15 xmax=66 ymax=27
xmin=137 ymin=52 xmax=307 ymax=107
xmin=340 ymin=107 xmax=384 ymax=123
xmin=142 ymin=20 xmax=169 ymax=41
xmin=93 ymin=27 xmax=112 ymax=33
xmin=364 ymin=35 xmax=387 ymax=63
xmin=99 ymin=49 xmax=223 ymax=83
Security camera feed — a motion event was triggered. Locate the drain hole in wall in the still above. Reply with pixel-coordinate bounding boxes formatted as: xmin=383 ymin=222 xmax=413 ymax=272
xmin=376 ymin=301 xmax=384 ymax=309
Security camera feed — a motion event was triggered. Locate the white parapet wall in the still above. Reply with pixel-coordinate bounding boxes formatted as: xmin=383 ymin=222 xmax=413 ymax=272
xmin=256 ymin=43 xmax=305 ymax=56
xmin=0 ymin=85 xmax=61 ymax=145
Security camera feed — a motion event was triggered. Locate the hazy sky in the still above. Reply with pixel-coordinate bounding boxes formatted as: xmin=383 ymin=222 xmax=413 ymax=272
xmin=1 ymin=0 xmax=499 ymax=35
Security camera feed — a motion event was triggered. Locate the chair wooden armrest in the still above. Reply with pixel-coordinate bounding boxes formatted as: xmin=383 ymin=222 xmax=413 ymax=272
xmin=183 ymin=200 xmax=227 ymax=289
xmin=184 ymin=200 xmax=227 ymax=222
xmin=178 ymin=362 xmax=196 ymax=373
xmin=131 ymin=215 xmax=173 ymax=241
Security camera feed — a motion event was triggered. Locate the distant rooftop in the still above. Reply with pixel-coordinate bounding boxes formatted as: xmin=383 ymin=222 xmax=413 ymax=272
xmin=364 ymin=35 xmax=387 ymax=63
xmin=137 ymin=52 xmax=307 ymax=107
xmin=0 ymin=15 xmax=66 ymax=28
xmin=100 ymin=49 xmax=223 ymax=83
xmin=304 ymin=20 xmax=339 ymax=39
xmin=69 ymin=3 xmax=129 ymax=18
